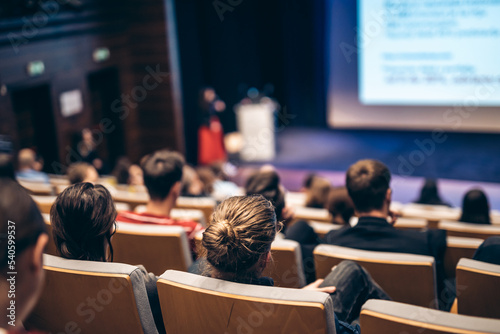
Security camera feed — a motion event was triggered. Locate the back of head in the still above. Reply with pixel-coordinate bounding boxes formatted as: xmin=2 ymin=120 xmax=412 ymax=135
xmin=112 ymin=157 xmax=132 ymax=185
xmin=460 ymin=189 xmax=490 ymax=224
xmin=346 ymin=159 xmax=391 ymax=213
xmin=416 ymin=179 xmax=443 ymax=205
xmin=305 ymin=177 xmax=332 ymax=209
xmin=0 ymin=178 xmax=46 ymax=272
xmin=202 ymin=195 xmax=278 ymax=280
xmin=245 ymin=170 xmax=285 ymax=221
xmin=327 ymin=186 xmax=355 ymax=225
xmin=51 ymin=183 xmax=117 ymax=261
xmin=141 ymin=150 xmax=185 ymax=201
xmin=302 ymin=173 xmax=318 ymax=190
xmin=196 ymin=166 xmax=216 ymax=194
xmin=18 ymin=148 xmax=36 ymax=170
xmin=67 ymin=162 xmax=97 ymax=184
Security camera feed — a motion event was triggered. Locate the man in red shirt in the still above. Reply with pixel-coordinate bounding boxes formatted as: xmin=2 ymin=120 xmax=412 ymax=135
xmin=116 ymin=150 xmax=204 ymax=251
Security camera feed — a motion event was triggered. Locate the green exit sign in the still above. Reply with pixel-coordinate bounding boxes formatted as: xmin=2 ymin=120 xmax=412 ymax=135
xmin=27 ymin=61 xmax=45 ymax=77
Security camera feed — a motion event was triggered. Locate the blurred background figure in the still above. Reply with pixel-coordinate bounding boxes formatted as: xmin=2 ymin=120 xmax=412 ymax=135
xmin=460 ymin=189 xmax=491 ymax=225
xmin=0 ymin=135 xmax=15 ymax=180
xmin=16 ymin=148 xmax=49 ymax=183
xmin=112 ymin=157 xmax=132 ymax=185
xmin=181 ymin=165 xmax=206 ymax=197
xmin=301 ymin=173 xmax=318 ymax=192
xmin=128 ymin=164 xmax=144 ymax=186
xmin=198 ymin=87 xmax=227 ymax=165
xmin=327 ymin=186 xmax=355 ymax=225
xmin=414 ymin=179 xmax=451 ymax=207
xmin=67 ymin=162 xmax=99 ymax=185
xmin=77 ymin=128 xmax=105 ymax=174
xmin=305 ymin=176 xmax=332 ymax=209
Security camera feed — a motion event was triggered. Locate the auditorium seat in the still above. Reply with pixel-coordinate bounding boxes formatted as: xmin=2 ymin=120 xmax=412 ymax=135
xmin=112 ymin=222 xmax=192 ymax=276
xmin=438 ymin=220 xmax=500 ymax=240
xmin=156 ymin=270 xmax=336 ymax=334
xmin=48 ymin=175 xmax=70 ymax=187
xmin=25 ymin=254 xmax=158 ymax=334
xmin=400 ymin=204 xmax=460 ymax=228
xmin=175 ymin=196 xmax=216 ymax=225
xmin=444 ymin=236 xmax=483 ymax=279
xmin=360 ymin=299 xmax=500 ymax=334
xmin=112 ymin=190 xmax=149 ymax=211
xmin=285 ymin=191 xmax=307 ymax=207
xmin=262 ymin=239 xmax=306 ymax=288
xmin=31 ymin=195 xmax=56 ymax=214
xmin=135 ymin=205 xmax=207 ymax=226
xmin=308 ymin=221 xmax=343 ymax=239
xmin=42 ymin=213 xmax=58 ymax=256
xmin=314 ymin=245 xmax=437 ymax=308
xmin=18 ymin=180 xmax=54 ymax=196
xmin=393 ymin=217 xmax=428 ymax=231
xmin=293 ymin=206 xmax=332 ymax=224
xmin=456 ymin=258 xmax=500 ymax=319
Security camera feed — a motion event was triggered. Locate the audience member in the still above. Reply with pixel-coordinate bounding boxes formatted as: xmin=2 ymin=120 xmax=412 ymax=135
xmin=128 ymin=164 xmax=144 ymax=186
xmin=112 ymin=157 xmax=132 ymax=184
xmin=0 ymin=178 xmax=48 ymax=331
xmin=323 ymin=160 xmax=448 ymax=308
xmin=301 ymin=172 xmax=318 ymax=192
xmin=77 ymin=128 xmax=104 ymax=174
xmin=116 ymin=150 xmax=203 ymax=252
xmin=414 ymin=179 xmax=451 ymax=206
xmin=50 ymin=182 xmax=165 ymax=333
xmin=201 ymin=195 xmax=390 ymax=333
xmin=67 ymin=162 xmax=99 ymax=185
xmin=460 ymin=189 xmax=491 ymax=225
xmin=0 ymin=154 xmax=15 ymax=180
xmin=305 ymin=176 xmax=332 ymax=209
xmin=473 ymin=237 xmax=500 ymax=265
xmin=15 ymin=148 xmax=50 ymax=183
xmin=181 ymin=165 xmax=206 ymax=197
xmin=327 ymin=186 xmax=355 ymax=225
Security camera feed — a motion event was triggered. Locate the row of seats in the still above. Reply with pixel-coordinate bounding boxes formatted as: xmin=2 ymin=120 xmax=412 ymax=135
xmin=26 ymin=255 xmax=500 ymax=333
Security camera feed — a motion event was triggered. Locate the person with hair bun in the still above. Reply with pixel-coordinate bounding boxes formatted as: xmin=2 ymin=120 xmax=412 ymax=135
xmin=202 ymin=195 xmax=390 ymax=333
xmin=51 ymin=183 xmax=166 ymax=333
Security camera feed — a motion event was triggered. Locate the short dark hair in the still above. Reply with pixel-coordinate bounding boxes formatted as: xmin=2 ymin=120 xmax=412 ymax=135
xmin=67 ymin=162 xmax=92 ymax=184
xmin=245 ymin=170 xmax=285 ymax=221
xmin=141 ymin=150 xmax=184 ymax=200
xmin=51 ymin=183 xmax=116 ymax=262
xmin=346 ymin=159 xmax=391 ymax=213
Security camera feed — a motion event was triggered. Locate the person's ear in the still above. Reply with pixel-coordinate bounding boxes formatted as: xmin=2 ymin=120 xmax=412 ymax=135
xmin=259 ymin=251 xmax=272 ymax=271
xmin=31 ymin=234 xmax=48 ymax=274
xmin=386 ymin=188 xmax=392 ymax=202
xmin=170 ymin=181 xmax=182 ymax=198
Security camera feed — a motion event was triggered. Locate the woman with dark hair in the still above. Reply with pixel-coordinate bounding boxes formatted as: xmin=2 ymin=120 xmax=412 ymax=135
xmin=414 ymin=179 xmax=451 ymax=206
xmin=327 ymin=187 xmax=355 ymax=225
xmin=460 ymin=189 xmax=491 ymax=225
xmin=50 ymin=183 xmax=165 ymax=333
xmin=202 ymin=195 xmax=390 ymax=334
xmin=0 ymin=178 xmax=48 ymax=332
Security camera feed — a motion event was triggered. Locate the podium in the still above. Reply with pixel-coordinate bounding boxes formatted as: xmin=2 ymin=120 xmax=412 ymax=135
xmin=236 ymin=103 xmax=276 ymax=162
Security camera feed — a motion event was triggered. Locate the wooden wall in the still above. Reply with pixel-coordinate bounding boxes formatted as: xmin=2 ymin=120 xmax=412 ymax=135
xmin=0 ymin=0 xmax=184 ymax=172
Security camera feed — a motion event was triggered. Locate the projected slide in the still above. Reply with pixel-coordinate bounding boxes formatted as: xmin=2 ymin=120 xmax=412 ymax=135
xmin=359 ymin=0 xmax=500 ymax=106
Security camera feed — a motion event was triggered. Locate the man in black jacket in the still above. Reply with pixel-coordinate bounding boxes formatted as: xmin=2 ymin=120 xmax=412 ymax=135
xmin=323 ymin=159 xmax=448 ymax=308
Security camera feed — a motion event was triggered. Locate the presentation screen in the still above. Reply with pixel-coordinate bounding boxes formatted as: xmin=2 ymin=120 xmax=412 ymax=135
xmin=327 ymin=0 xmax=500 ymax=132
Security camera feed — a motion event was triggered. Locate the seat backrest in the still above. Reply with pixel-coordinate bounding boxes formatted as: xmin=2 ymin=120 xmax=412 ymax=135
xmin=25 ymin=254 xmax=158 ymax=334
xmin=293 ymin=206 xmax=332 ymax=224
xmin=18 ymin=180 xmax=54 ymax=196
xmin=401 ymin=205 xmax=460 ymax=228
xmin=113 ymin=222 xmax=192 ymax=276
xmin=393 ymin=217 xmax=428 ymax=231
xmin=444 ymin=236 xmax=483 ymax=278
xmin=314 ymin=245 xmax=437 ymax=308
xmin=439 ymin=221 xmax=500 ymax=240
xmin=31 ymin=195 xmax=56 ymax=214
xmin=42 ymin=214 xmax=58 ymax=256
xmin=112 ymin=190 xmax=149 ymax=211
xmin=175 ymin=196 xmax=216 ymax=225
xmin=308 ymin=221 xmax=343 ymax=239
xmin=456 ymin=258 xmax=500 ymax=319
xmin=360 ymin=299 xmax=500 ymax=334
xmin=262 ymin=239 xmax=306 ymax=288
xmin=156 ymin=270 xmax=336 ymax=334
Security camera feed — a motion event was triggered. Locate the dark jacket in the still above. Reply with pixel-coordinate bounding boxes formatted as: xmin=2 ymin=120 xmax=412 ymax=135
xmin=473 ymin=236 xmax=500 ymax=265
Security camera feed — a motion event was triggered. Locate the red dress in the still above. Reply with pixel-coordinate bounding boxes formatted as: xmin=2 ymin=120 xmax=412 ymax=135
xmin=198 ymin=116 xmax=226 ymax=165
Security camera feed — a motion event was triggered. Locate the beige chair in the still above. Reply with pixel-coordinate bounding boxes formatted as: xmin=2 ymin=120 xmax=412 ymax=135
xmin=262 ymin=239 xmax=306 ymax=288
xmin=175 ymin=196 xmax=216 ymax=225
xmin=112 ymin=222 xmax=192 ymax=276
xmin=48 ymin=175 xmax=70 ymax=187
xmin=41 ymin=214 xmax=58 ymax=256
xmin=25 ymin=254 xmax=158 ymax=334
xmin=444 ymin=236 xmax=483 ymax=278
xmin=112 ymin=190 xmax=149 ymax=211
xmin=157 ymin=270 xmax=336 ymax=334
xmin=18 ymin=180 xmax=54 ymax=196
xmin=31 ymin=195 xmax=56 ymax=214
xmin=308 ymin=221 xmax=343 ymax=239
xmin=314 ymin=245 xmax=437 ymax=308
xmin=401 ymin=204 xmax=460 ymax=229
xmin=293 ymin=206 xmax=332 ymax=224
xmin=456 ymin=258 xmax=500 ymax=319
xmin=360 ymin=299 xmax=500 ymax=334
xmin=393 ymin=217 xmax=428 ymax=231
xmin=438 ymin=220 xmax=500 ymax=240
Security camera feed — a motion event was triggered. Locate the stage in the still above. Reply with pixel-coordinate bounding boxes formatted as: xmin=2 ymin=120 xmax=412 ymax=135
xmin=234 ymin=127 xmax=500 ymax=210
